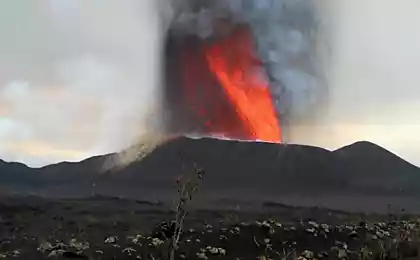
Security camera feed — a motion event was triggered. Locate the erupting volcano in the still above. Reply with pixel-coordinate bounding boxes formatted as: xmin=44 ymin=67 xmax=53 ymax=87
xmin=164 ymin=20 xmax=282 ymax=142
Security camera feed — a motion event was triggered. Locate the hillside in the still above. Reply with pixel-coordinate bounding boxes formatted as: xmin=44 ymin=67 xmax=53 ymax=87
xmin=0 ymin=138 xmax=419 ymax=201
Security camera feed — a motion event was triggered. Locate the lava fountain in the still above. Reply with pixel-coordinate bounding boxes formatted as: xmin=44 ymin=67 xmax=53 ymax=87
xmin=163 ymin=18 xmax=281 ymax=142
xmin=162 ymin=0 xmax=326 ymax=143
xmin=204 ymin=21 xmax=282 ymax=142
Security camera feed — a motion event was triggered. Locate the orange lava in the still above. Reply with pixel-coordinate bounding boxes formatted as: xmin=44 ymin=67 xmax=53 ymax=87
xmin=179 ymin=35 xmax=247 ymax=139
xmin=204 ymin=25 xmax=282 ymax=142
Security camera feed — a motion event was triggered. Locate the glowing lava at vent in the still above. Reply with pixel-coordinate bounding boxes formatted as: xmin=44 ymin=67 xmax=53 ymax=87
xmin=204 ymin=24 xmax=282 ymax=142
xmin=164 ymin=22 xmax=282 ymax=143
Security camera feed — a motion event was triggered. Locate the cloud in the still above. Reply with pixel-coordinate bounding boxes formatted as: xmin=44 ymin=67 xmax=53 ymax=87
xmin=328 ymin=0 xmax=420 ymax=125
xmin=0 ymin=0 xmax=162 ymax=166
xmin=4 ymin=140 xmax=86 ymax=162
xmin=0 ymin=102 xmax=11 ymax=116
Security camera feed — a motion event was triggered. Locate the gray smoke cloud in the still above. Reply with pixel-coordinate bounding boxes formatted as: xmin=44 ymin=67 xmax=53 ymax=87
xmin=162 ymin=0 xmax=330 ymax=141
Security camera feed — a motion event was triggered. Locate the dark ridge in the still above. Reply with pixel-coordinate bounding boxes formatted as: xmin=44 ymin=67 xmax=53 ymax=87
xmin=0 ymin=159 xmax=30 ymax=169
xmin=335 ymin=141 xmax=381 ymax=151
xmin=335 ymin=141 xmax=410 ymax=162
xmin=0 ymin=137 xmax=419 ymax=201
xmin=333 ymin=141 xmax=419 ymax=191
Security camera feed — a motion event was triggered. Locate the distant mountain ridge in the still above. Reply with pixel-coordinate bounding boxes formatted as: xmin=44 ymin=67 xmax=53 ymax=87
xmin=0 ymin=138 xmax=419 ymax=200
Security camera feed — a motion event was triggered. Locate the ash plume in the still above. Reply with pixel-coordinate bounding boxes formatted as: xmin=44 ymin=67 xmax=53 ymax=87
xmin=104 ymin=0 xmax=330 ymax=169
xmin=161 ymin=0 xmax=329 ymax=142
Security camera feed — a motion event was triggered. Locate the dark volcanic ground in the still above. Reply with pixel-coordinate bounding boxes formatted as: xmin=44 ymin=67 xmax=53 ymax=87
xmin=1 ymin=196 xmax=420 ymax=260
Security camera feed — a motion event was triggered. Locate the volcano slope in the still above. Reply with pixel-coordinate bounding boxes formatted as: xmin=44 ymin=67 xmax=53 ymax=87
xmin=1 ymin=137 xmax=420 ymax=212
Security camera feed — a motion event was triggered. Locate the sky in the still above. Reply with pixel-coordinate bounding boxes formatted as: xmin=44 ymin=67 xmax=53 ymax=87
xmin=0 ymin=1 xmax=162 ymax=166
xmin=1 ymin=0 xmax=420 ymax=167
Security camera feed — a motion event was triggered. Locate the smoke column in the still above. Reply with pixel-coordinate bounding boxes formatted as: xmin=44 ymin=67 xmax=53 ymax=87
xmin=109 ymin=0 xmax=330 ymax=168
xmin=160 ymin=0 xmax=329 ymax=142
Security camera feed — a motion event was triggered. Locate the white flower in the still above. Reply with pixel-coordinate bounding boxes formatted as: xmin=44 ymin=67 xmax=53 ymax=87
xmin=37 ymin=241 xmax=53 ymax=253
xmin=308 ymin=221 xmax=319 ymax=228
xmin=48 ymin=249 xmax=65 ymax=257
xmin=105 ymin=236 xmax=119 ymax=244
xmin=218 ymin=248 xmax=226 ymax=255
xmin=208 ymin=247 xmax=219 ymax=254
xmin=306 ymin=228 xmax=315 ymax=233
xmin=130 ymin=234 xmax=143 ymax=244
xmin=302 ymin=250 xmax=314 ymax=259
xmin=123 ymin=247 xmax=136 ymax=255
xmin=150 ymin=238 xmax=164 ymax=247
xmin=69 ymin=238 xmax=90 ymax=250
xmin=205 ymin=246 xmax=227 ymax=255
xmin=321 ymin=224 xmax=330 ymax=233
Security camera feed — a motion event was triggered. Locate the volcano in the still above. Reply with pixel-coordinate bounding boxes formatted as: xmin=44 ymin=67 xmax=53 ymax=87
xmin=163 ymin=20 xmax=282 ymax=142
xmin=2 ymin=137 xmax=420 ymax=212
